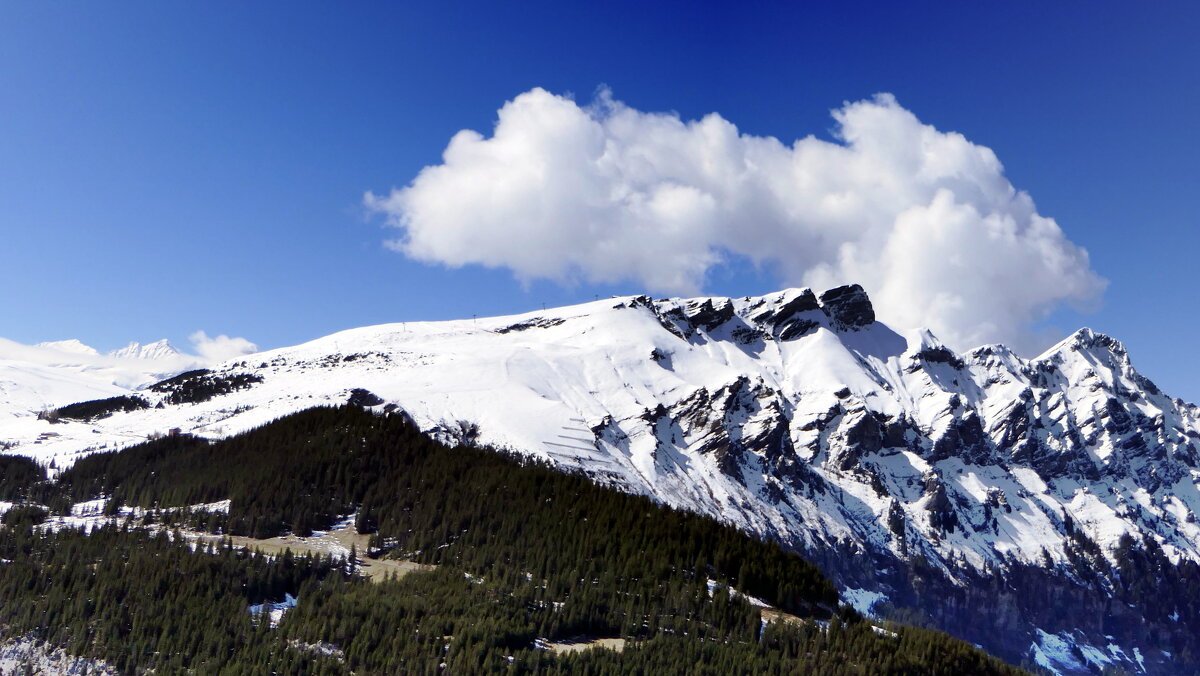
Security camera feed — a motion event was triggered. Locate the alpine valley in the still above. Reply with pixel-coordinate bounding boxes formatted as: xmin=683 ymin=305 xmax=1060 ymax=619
xmin=3 ymin=285 xmax=1199 ymax=675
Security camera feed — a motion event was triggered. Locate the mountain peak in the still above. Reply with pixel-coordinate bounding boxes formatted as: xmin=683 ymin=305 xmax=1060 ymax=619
xmin=35 ymin=339 xmax=99 ymax=356
xmin=109 ymin=339 xmax=182 ymax=361
xmin=818 ymin=284 xmax=875 ymax=331
xmin=744 ymin=288 xmax=823 ymax=340
xmin=1038 ymin=327 xmax=1128 ymax=364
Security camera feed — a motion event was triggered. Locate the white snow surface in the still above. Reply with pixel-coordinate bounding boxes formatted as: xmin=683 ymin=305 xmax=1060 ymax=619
xmin=0 ymin=635 xmax=117 ymax=675
xmin=1029 ymin=629 xmax=1146 ymax=676
xmin=842 ymin=588 xmax=887 ymax=617
xmin=706 ymin=578 xmax=770 ymax=608
xmin=3 ymin=287 xmax=1200 ymax=590
xmin=249 ymin=593 xmax=298 ymax=628
xmin=0 ymin=358 xmax=128 ymax=421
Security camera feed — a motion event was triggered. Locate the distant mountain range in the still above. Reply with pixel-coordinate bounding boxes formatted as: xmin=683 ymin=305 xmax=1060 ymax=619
xmin=0 ymin=338 xmax=192 ymax=421
xmin=3 ymin=286 xmax=1198 ymax=674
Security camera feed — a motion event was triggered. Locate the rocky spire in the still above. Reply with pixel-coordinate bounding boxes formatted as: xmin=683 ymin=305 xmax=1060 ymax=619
xmin=819 ymin=284 xmax=875 ymax=331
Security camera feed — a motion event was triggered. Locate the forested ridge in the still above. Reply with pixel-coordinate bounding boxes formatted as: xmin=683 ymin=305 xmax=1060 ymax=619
xmin=0 ymin=405 xmax=1029 ymax=674
xmin=37 ymin=394 xmax=149 ymax=423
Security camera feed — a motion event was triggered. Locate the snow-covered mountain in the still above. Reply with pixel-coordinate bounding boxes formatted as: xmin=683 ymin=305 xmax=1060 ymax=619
xmin=0 ymin=338 xmax=196 ymax=420
xmin=3 ymin=287 xmax=1198 ymax=674
xmin=108 ymin=339 xmax=183 ymax=362
xmin=35 ymin=339 xmax=101 ymax=356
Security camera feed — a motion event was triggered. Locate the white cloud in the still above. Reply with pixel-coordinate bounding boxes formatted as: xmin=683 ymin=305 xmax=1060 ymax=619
xmin=366 ymin=88 xmax=1105 ymax=352
xmin=189 ymin=331 xmax=258 ymax=363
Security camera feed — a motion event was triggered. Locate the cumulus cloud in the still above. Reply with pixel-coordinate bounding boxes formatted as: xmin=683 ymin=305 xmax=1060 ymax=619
xmin=189 ymin=331 xmax=258 ymax=363
xmin=366 ymin=88 xmax=1105 ymax=351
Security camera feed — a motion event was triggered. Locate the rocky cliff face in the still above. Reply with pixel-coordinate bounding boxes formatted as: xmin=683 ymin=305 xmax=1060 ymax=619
xmin=4 ymin=286 xmax=1199 ymax=674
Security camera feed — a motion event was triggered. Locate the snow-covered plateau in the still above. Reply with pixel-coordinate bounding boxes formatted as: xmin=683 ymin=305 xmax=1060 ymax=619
xmin=3 ymin=285 xmax=1199 ymax=674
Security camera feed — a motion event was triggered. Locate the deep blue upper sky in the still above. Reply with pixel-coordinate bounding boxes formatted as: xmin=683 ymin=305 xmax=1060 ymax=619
xmin=2 ymin=3 xmax=1198 ymax=399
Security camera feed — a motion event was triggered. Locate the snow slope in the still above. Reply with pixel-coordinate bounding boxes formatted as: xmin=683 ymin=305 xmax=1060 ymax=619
xmin=0 ymin=359 xmax=129 ymax=422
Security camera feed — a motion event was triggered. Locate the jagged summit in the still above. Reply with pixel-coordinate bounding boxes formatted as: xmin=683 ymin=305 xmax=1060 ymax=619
xmin=29 ymin=338 xmax=183 ymax=362
xmin=110 ymin=339 xmax=182 ymax=361
xmin=624 ymin=284 xmax=879 ymax=344
xmin=1038 ymin=327 xmax=1129 ymax=362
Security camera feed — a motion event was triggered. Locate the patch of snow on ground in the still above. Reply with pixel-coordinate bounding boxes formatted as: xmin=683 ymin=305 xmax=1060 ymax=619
xmin=190 ymin=499 xmax=231 ymax=513
xmin=1076 ymin=642 xmax=1115 ymax=671
xmin=1031 ymin=629 xmax=1140 ymax=675
xmin=0 ymin=635 xmax=117 ymax=675
xmin=37 ymin=499 xmax=232 ymax=535
xmin=70 ymin=498 xmax=107 ymax=516
xmin=1032 ymin=629 xmax=1090 ymax=675
xmin=40 ymin=501 xmax=143 ymax=533
xmin=288 ymin=639 xmax=344 ymax=661
xmin=706 ymin=578 xmax=770 ymax=607
xmin=842 ymin=588 xmax=887 ymax=617
xmin=249 ymin=593 xmax=298 ymax=628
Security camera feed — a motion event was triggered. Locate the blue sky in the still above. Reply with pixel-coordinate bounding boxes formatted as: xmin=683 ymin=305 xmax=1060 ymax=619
xmin=2 ymin=3 xmax=1198 ymax=399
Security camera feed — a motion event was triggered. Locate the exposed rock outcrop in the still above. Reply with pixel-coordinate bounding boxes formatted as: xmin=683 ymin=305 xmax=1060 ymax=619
xmin=819 ymin=284 xmax=875 ymax=330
